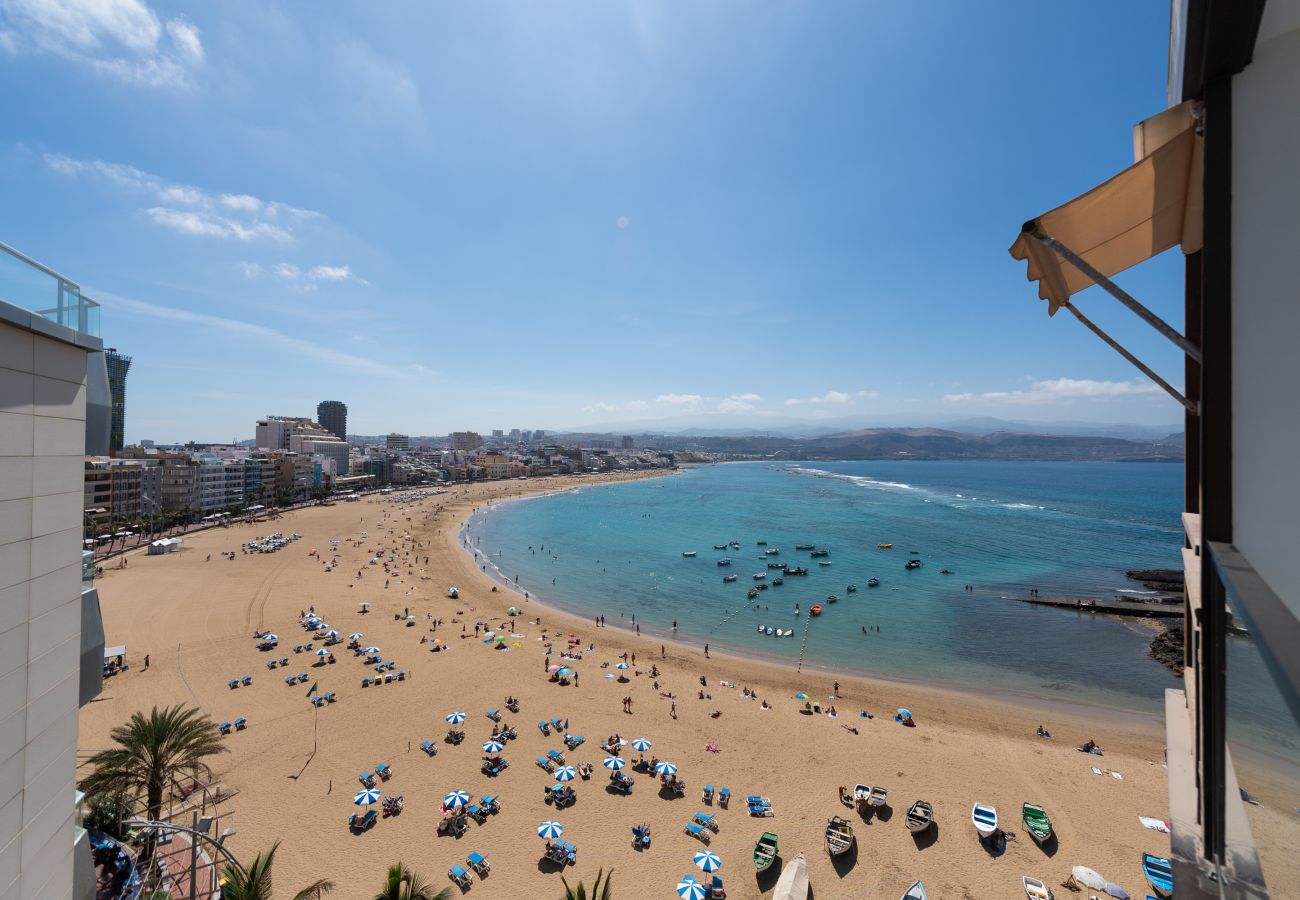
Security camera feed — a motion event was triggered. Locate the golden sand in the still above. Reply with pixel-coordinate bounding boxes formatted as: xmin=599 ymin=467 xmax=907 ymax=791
xmin=80 ymin=472 xmax=1179 ymax=899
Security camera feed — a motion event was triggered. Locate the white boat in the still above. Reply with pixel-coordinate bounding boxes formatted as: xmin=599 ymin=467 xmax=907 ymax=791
xmin=682 ymin=551 xmax=697 ymax=557
xmin=772 ymin=850 xmax=808 ymax=900
xmin=723 ymin=574 xmax=737 ymax=583
xmin=972 ymin=803 xmax=998 ymax=837
xmin=1022 ymin=876 xmax=1053 ymax=899
xmin=753 ymin=572 xmax=767 ymax=580
xmin=901 ymin=881 xmax=928 ymax=900
xmin=824 ymin=816 xmax=854 ymax=856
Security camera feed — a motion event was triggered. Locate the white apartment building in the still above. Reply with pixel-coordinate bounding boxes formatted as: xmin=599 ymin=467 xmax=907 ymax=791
xmin=1 ymin=240 xmax=110 ymax=900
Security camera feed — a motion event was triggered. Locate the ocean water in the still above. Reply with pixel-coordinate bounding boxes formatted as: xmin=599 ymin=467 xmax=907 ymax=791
xmin=469 ymin=461 xmax=1292 ymax=750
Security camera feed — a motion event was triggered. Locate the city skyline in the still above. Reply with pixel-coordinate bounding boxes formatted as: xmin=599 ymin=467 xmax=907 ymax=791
xmin=2 ymin=1 xmax=1183 ymax=441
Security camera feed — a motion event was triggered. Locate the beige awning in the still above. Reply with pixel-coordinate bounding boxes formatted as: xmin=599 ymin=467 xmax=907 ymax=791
xmin=1010 ymin=101 xmax=1203 ymax=314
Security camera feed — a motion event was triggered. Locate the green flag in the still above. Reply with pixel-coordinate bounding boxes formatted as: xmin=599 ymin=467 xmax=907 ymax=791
xmin=306 ymin=681 xmax=318 ymax=698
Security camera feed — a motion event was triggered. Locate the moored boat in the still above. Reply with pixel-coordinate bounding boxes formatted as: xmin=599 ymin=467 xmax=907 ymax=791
xmin=753 ymin=572 xmax=767 ymax=580
xmin=905 ymin=800 xmax=934 ymax=834
xmin=877 ymin=543 xmax=893 ymax=549
xmin=1022 ymin=876 xmax=1053 ymax=900
xmin=729 ymin=541 xmax=741 ymax=550
xmin=867 ymin=577 xmax=880 ymax=587
xmin=795 ymin=543 xmax=816 ymax=551
xmin=824 ymin=816 xmax=855 ymax=856
xmin=753 ymin=832 xmax=778 ymax=872
xmin=713 ymin=544 xmax=728 ymax=550
xmin=748 ymin=588 xmax=760 ymax=598
xmin=827 ymin=594 xmax=839 ymax=603
xmin=1022 ymin=802 xmax=1052 ymax=846
xmin=809 ymin=605 xmax=823 ymax=616
xmin=768 ymin=561 xmax=787 ymax=569
xmin=765 ymin=547 xmax=780 ymax=555
xmin=717 ymin=558 xmax=732 ymax=567
xmin=1142 ymin=852 xmax=1174 ymax=898
xmin=786 ymin=567 xmax=809 ymax=576
xmin=846 ymin=584 xmax=858 ymax=593
xmin=723 ymin=574 xmax=737 ymax=583
xmin=757 ymin=540 xmax=768 ymax=546
xmin=868 ymin=785 xmax=888 ymax=808
xmin=852 ymin=784 xmax=872 ymax=816
xmin=772 ymin=577 xmax=784 ymax=585
xmin=904 ymin=559 xmax=921 ymax=570
xmin=972 ymin=803 xmax=998 ymax=838
xmin=682 ymin=551 xmax=697 ymax=557
xmin=772 ymin=851 xmax=807 ymax=900
xmin=819 ymin=561 xmax=832 ymax=566
xmin=810 ymin=549 xmax=830 ymax=557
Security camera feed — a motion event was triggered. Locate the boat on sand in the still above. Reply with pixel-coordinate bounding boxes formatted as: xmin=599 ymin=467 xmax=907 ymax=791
xmin=972 ymin=803 xmax=998 ymax=838
xmin=1022 ymin=876 xmax=1053 ymax=899
xmin=773 ymin=850 xmax=808 ymax=900
xmin=753 ymin=832 xmax=778 ymax=872
xmin=1022 ymin=802 xmax=1052 ymax=846
xmin=905 ymin=800 xmax=934 ymax=834
xmin=901 ymin=881 xmax=927 ymax=900
xmin=824 ymin=816 xmax=854 ymax=856
xmin=1143 ymin=852 xmax=1174 ymax=898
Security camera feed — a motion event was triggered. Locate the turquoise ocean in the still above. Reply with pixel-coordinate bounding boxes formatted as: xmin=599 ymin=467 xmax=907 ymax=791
xmin=467 ymin=461 xmax=1293 ymax=753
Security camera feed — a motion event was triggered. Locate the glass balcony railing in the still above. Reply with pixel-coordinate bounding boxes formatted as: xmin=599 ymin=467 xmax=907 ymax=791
xmin=0 ymin=239 xmax=100 ymax=337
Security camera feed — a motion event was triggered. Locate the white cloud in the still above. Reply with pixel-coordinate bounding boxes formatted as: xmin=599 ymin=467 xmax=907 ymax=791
xmin=46 ymin=153 xmax=320 ymax=243
xmin=943 ymin=378 xmax=1164 ymax=405
xmin=615 ymin=215 xmax=629 ymax=229
xmin=1 ymin=0 xmax=204 ymax=87
xmin=239 ymin=262 xmax=262 ymax=279
xmin=101 ymin=291 xmax=412 ymax=379
xmin=309 ymin=264 xmax=368 ymax=285
xmin=857 ymin=389 xmax=879 ymax=400
xmin=271 ymin=263 xmax=301 ymax=280
xmin=785 ymin=390 xmax=854 ymax=406
xmin=241 ymin=261 xmax=368 ymax=286
xmin=655 ymin=393 xmax=704 ymax=410
xmin=716 ymin=393 xmax=764 ymax=414
xmin=581 ymin=399 xmax=650 ymax=415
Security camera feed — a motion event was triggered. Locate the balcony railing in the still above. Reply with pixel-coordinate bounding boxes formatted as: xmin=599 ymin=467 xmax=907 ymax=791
xmin=0 ymin=239 xmax=100 ymax=337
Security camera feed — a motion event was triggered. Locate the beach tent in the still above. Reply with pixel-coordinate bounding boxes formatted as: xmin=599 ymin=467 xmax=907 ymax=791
xmin=147 ymin=537 xmax=183 ymax=555
xmin=104 ymin=645 xmax=126 ymax=660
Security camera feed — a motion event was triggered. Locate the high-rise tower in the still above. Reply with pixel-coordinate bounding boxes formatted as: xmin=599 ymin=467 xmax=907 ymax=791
xmin=317 ymin=399 xmax=348 ymax=441
xmin=105 ymin=348 xmax=131 ymax=452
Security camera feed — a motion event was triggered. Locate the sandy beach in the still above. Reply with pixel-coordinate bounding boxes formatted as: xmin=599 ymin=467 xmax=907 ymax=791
xmin=79 ymin=471 xmax=1182 ymax=899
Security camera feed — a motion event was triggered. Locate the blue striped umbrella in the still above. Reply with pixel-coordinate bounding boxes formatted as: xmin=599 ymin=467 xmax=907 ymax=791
xmin=363 ymin=646 xmax=381 ymax=654
xmin=553 ymin=766 xmax=578 ymax=782
xmin=353 ymin=789 xmax=381 ymax=805
xmin=615 ymin=662 xmax=629 ymax=669
xmin=693 ymin=851 xmax=722 ymax=873
xmin=654 ymin=761 xmax=678 ymax=776
xmin=602 ymin=756 xmax=625 ymax=770
xmin=445 ymin=711 xmax=466 ymax=724
xmin=315 ymin=649 xmax=329 ymax=657
xmin=482 ymin=740 xmax=505 ymax=753
xmin=348 ymin=633 xmax=363 ymax=640
xmin=262 ymin=634 xmax=278 ymax=642
xmin=676 ymin=876 xmax=706 ymax=900
xmin=537 ymin=820 xmax=564 ymax=839
xmin=630 ymin=738 xmax=652 ymax=752
xmin=443 ymin=790 xmax=470 ymax=808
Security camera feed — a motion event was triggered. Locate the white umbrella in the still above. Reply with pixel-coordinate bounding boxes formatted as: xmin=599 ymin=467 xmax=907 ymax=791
xmin=693 ymin=851 xmax=722 ymax=873
xmin=262 ymin=634 xmax=278 ymax=642
xmin=349 ymin=633 xmax=363 ymax=640
xmin=363 ymin=646 xmax=381 ymax=654
xmin=630 ymin=738 xmax=652 ymax=752
xmin=615 ymin=662 xmax=630 ymax=669
xmin=1070 ymin=867 xmax=1108 ymax=892
xmin=315 ymin=649 xmax=329 ymax=657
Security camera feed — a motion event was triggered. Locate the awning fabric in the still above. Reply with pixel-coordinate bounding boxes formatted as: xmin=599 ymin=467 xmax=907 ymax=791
xmin=1010 ymin=101 xmax=1202 ymax=314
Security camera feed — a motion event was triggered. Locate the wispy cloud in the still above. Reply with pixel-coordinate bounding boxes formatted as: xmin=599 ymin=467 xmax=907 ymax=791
xmin=785 ymin=390 xmax=855 ymax=406
xmin=716 ymin=393 xmax=764 ymax=414
xmin=0 ymin=0 xmax=204 ymax=87
xmin=44 ymin=153 xmax=321 ymax=243
xmin=582 ymin=399 xmax=649 ymax=415
xmin=655 ymin=393 xmax=704 ymax=409
xmin=943 ymin=378 xmax=1163 ymax=405
xmin=241 ymin=261 xmax=368 ymax=288
xmin=100 ymin=290 xmax=412 ymax=379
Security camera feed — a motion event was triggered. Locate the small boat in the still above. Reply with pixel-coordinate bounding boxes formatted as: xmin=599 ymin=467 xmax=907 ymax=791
xmin=766 ymin=625 xmax=775 ymax=635
xmin=765 ymin=547 xmax=780 ymax=555
xmin=824 ymin=816 xmax=855 ymax=856
xmin=904 ymin=559 xmax=921 ymax=570
xmin=972 ymin=803 xmax=998 ymax=838
xmin=753 ymin=831 xmax=778 ymax=872
xmin=940 ymin=568 xmax=954 ymax=575
xmin=753 ymin=572 xmax=767 ymax=580
xmin=827 ymin=594 xmax=839 ymax=603
xmin=868 ymin=785 xmax=888 ymax=808
xmin=809 ymin=605 xmax=823 ymax=616
xmin=717 ymin=558 xmax=732 ymax=567
xmin=852 ymin=784 xmax=872 ymax=815
xmin=772 ymin=577 xmax=784 ymax=585
xmin=757 ymin=540 xmax=768 ymax=546
xmin=767 ymin=561 xmax=787 ymax=569
xmin=901 ymin=881 xmax=927 ymax=900
xmin=795 ymin=544 xmax=816 ymax=551
xmin=772 ymin=851 xmax=807 ymax=900
xmin=810 ymin=549 xmax=830 ymax=557
xmin=747 ymin=588 xmax=760 ymax=598
xmin=729 ymin=541 xmax=741 ymax=550
xmin=909 ymin=550 xmax=920 ymax=555
xmin=846 ymin=584 xmax=858 ymax=593
xmin=867 ymin=577 xmax=880 ymax=587
xmin=819 ymin=561 xmax=832 ymax=567
xmin=723 ymin=574 xmax=737 ymax=583
xmin=905 ymin=800 xmax=934 ymax=834
xmin=1143 ymin=852 xmax=1174 ymax=898
xmin=877 ymin=543 xmax=893 ymax=550
xmin=682 ymin=551 xmax=697 ymax=558
xmin=756 ymin=582 xmax=769 ymax=591
xmin=1022 ymin=802 xmax=1052 ymax=847
xmin=786 ymin=567 xmax=809 ymax=576
xmin=1022 ymin=876 xmax=1053 ymax=900
xmin=713 ymin=544 xmax=728 ymax=550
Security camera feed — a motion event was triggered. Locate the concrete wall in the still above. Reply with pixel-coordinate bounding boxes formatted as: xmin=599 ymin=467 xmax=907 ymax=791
xmin=0 ymin=316 xmax=94 ymax=900
xmin=1231 ymin=1 xmax=1300 ymax=616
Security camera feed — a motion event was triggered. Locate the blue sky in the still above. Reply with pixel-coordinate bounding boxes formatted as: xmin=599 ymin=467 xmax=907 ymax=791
xmin=0 ymin=1 xmax=1186 ymax=440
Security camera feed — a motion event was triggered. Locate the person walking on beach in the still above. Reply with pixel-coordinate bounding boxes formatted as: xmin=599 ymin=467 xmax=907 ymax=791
xmin=143 ymin=654 xmax=149 ymax=671
xmin=704 ymin=644 xmax=710 ymax=658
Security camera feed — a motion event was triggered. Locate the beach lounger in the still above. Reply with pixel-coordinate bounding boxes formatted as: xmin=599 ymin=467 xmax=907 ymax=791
xmin=267 ymin=659 xmax=278 ymax=669
xmin=693 ymin=812 xmax=718 ymax=831
xmin=485 ymin=709 xmax=500 ymax=721
xmin=218 ymin=721 xmax=232 ymax=735
xmin=702 ymin=784 xmax=715 ymax=803
xmin=550 ymin=717 xmax=565 ymax=730
xmin=481 ymin=795 xmax=499 ymax=814
xmin=293 ymin=645 xmax=303 ymax=653
xmin=632 ymin=822 xmax=651 ymax=848
xmin=375 ymin=764 xmax=391 ymax=780
xmin=446 ymin=729 xmax=465 ymax=744
xmin=748 ymin=802 xmax=774 ymax=817
xmin=718 ymin=787 xmax=730 ymax=808
xmin=279 ymin=657 xmax=288 ymax=666
xmin=361 ymin=677 xmax=374 ymax=688
xmin=285 ymin=675 xmax=298 ymax=686
xmin=397 ymin=671 xmax=405 ymax=681
xmin=234 ymin=717 xmax=247 ymax=730
xmin=709 ymin=874 xmax=726 ymax=899
xmin=466 ymin=803 xmax=484 ymax=822
xmin=349 ymin=809 xmax=376 ymax=832
xmin=537 ymin=721 xmax=551 ymax=736
xmin=324 ymin=691 xmax=336 ymax=703
xmin=421 ymin=740 xmax=437 ymax=756
xmin=684 ymin=821 xmax=711 ymax=843
xmin=241 ymin=675 xmax=252 ymax=686
xmin=447 ymin=864 xmax=472 ymax=887
xmin=228 ymin=679 xmax=239 ymax=689
xmin=467 ymin=851 xmax=490 ymax=876
xmin=311 ymin=695 xmax=326 ymax=707
xmin=297 ymin=673 xmax=308 ymax=683
xmin=359 ymin=772 xmax=376 ymax=787
xmin=564 ymin=734 xmax=585 ymax=749
xmin=547 ymin=749 xmax=565 ymax=765
xmin=536 ymin=757 xmax=556 ymax=773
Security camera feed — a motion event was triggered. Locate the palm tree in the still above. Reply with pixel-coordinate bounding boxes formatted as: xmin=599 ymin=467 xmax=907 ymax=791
xmin=220 ymin=841 xmax=333 ymax=900
xmin=562 ymin=869 xmax=613 ymax=900
xmin=79 ymin=704 xmax=228 ymax=827
xmin=373 ymin=863 xmax=451 ymax=900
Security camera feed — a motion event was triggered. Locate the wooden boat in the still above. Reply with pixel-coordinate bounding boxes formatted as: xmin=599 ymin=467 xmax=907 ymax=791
xmin=971 ymin=803 xmax=998 ymax=838
xmin=772 ymin=850 xmax=807 ymax=900
xmin=753 ymin=572 xmax=767 ymax=580
xmin=748 ymin=588 xmax=760 ymax=598
xmin=765 ymin=547 xmax=780 ymax=555
xmin=853 ymin=784 xmax=872 ymax=815
xmin=905 ymin=800 xmax=933 ymax=834
xmin=877 ymin=543 xmax=893 ymax=549
xmin=713 ymin=544 xmax=728 ymax=550
xmin=795 ymin=544 xmax=816 ymax=551
xmin=786 ymin=567 xmax=809 ymax=576
xmin=772 ymin=577 xmax=784 ymax=585
xmin=757 ymin=540 xmax=768 ymax=546
xmin=819 ymin=561 xmax=832 ymax=566
xmin=824 ymin=816 xmax=854 ymax=856
xmin=809 ymin=605 xmax=823 ymax=616
xmin=901 ymin=881 xmax=927 ymax=900
xmin=868 ymin=577 xmax=880 ymax=587
xmin=810 ymin=549 xmax=830 ymax=557
xmin=827 ymin=595 xmax=839 ymax=603
xmin=1143 ymin=852 xmax=1174 ymax=898
xmin=868 ymin=785 xmax=888 ymax=808
xmin=1022 ymin=876 xmax=1053 ymax=899
xmin=723 ymin=574 xmax=737 ymax=583
xmin=717 ymin=558 xmax=732 ymax=567
xmin=846 ymin=584 xmax=857 ymax=593
xmin=1021 ymin=802 xmax=1052 ymax=846
xmin=905 ymin=559 xmax=921 ymax=570
xmin=753 ymin=831 xmax=778 ymax=872
xmin=768 ymin=561 xmax=787 ymax=569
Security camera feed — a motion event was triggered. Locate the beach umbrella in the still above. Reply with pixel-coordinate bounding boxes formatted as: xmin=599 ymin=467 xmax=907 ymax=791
xmin=363 ymin=646 xmax=381 ymax=654
xmin=508 ymin=607 xmax=520 ymax=615
xmin=1070 ymin=867 xmax=1107 ymax=892
xmin=693 ymin=851 xmax=722 ymax=873
xmin=676 ymin=876 xmax=706 ymax=900
xmin=602 ymin=756 xmax=625 ymax=770
xmin=443 ymin=790 xmax=471 ymax=808
xmin=615 ymin=662 xmax=630 ymax=670
xmin=353 ymin=789 xmax=381 ymax=805
xmin=483 ymin=631 xmax=495 ymax=639
xmin=445 ymin=711 xmax=466 ymax=724
xmin=557 ymin=667 xmax=572 ymax=676
xmin=537 ymin=821 xmax=564 ymax=839
xmin=794 ymin=693 xmax=808 ymax=700
xmin=262 ymin=634 xmax=278 ymax=642
xmin=482 ymin=740 xmax=505 ymax=753
xmin=654 ymin=761 xmax=677 ymax=777
xmin=553 ymin=766 xmax=578 ymax=782
xmin=547 ymin=665 xmax=562 ymax=673
xmin=349 ymin=633 xmax=363 ymax=640
xmin=315 ymin=649 xmax=329 ymax=657
xmin=325 ymin=630 xmax=338 ymax=637
xmin=1104 ymin=886 xmax=1130 ymax=900
xmin=630 ymin=738 xmax=652 ymax=752
xmin=495 ymin=634 xmax=506 ymax=643
xmin=898 ymin=708 xmax=913 ymax=718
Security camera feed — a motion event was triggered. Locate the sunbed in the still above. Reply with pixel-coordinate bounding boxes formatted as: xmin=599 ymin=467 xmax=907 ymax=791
xmin=323 ymin=692 xmax=336 ymax=703
xmin=218 ymin=722 xmax=232 ymax=735
xmin=485 ymin=709 xmax=500 ymax=721
xmin=693 ymin=811 xmax=718 ymax=831
xmin=684 ymin=821 xmax=711 ymax=843
xmin=481 ymin=795 xmax=499 ymax=814
xmin=375 ymin=764 xmax=391 ymax=780
xmin=537 ymin=721 xmax=551 ymax=735
xmin=718 ymin=787 xmax=731 ymax=808
xmin=228 ymin=679 xmax=239 ymax=690
xmin=241 ymin=675 xmax=252 ymax=686
xmin=421 ymin=740 xmax=437 ymax=756
xmin=278 ymin=657 xmax=288 ymax=666
xmin=466 ymin=803 xmax=484 ymax=822
xmin=564 ymin=734 xmax=585 ymax=749
xmin=361 ymin=677 xmax=374 ymax=688
xmin=467 ymin=851 xmax=490 ymax=876
xmin=536 ymin=757 xmax=555 ymax=773
xmin=709 ymin=874 xmax=726 ymax=899
xmin=266 ymin=659 xmax=278 ymax=670
xmin=349 ymin=809 xmax=376 ymax=832
xmin=547 ymin=749 xmax=565 ymax=765
xmin=447 ymin=864 xmax=472 ymax=888
xmin=234 ymin=717 xmax=247 ymax=730
xmin=702 ymin=784 xmax=715 ymax=803
xmin=359 ymin=772 xmax=376 ymax=787
xmin=311 ymin=695 xmax=326 ymax=707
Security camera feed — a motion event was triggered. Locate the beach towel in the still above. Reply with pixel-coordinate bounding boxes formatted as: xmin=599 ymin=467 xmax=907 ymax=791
xmin=1139 ymin=816 xmax=1170 ymax=833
